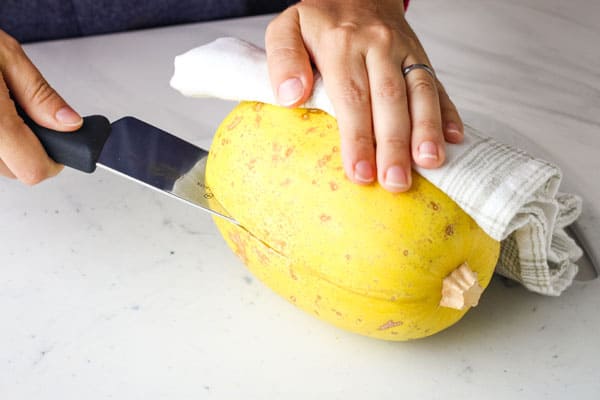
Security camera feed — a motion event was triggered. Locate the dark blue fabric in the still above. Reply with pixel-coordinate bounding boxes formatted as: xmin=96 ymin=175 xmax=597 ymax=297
xmin=0 ymin=0 xmax=296 ymax=43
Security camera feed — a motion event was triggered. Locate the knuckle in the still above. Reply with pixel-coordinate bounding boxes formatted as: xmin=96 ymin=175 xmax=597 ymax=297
xmin=414 ymin=118 xmax=442 ymax=136
xmin=338 ymin=21 xmax=360 ymax=33
xmin=409 ymin=77 xmax=436 ymax=94
xmin=265 ymin=18 xmax=277 ymax=33
xmin=268 ymin=45 xmax=305 ymax=63
xmin=19 ymin=163 xmax=51 ymax=185
xmin=26 ymin=77 xmax=56 ymax=107
xmin=0 ymin=30 xmax=22 ymax=56
xmin=345 ymin=130 xmax=373 ymax=150
xmin=367 ymin=24 xmax=395 ymax=47
xmin=336 ymin=80 xmax=369 ymax=105
xmin=374 ymin=78 xmax=406 ymax=101
xmin=379 ymin=133 xmax=410 ymax=149
xmin=265 ymin=5 xmax=299 ymax=40
xmin=265 ymin=20 xmax=283 ymax=42
xmin=328 ymin=23 xmax=358 ymax=48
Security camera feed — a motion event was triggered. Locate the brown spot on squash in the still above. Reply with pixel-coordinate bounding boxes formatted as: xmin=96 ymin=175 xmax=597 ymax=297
xmin=445 ymin=224 xmax=455 ymax=237
xmin=289 ymin=296 xmax=297 ymax=303
xmin=228 ymin=231 xmax=248 ymax=264
xmin=285 ymin=146 xmax=295 ymax=158
xmin=226 ymin=116 xmax=242 ymax=130
xmin=329 ymin=181 xmax=338 ymax=191
xmin=280 ymin=178 xmax=292 ymax=187
xmin=403 ymin=249 xmax=409 ymax=256
xmin=429 ymin=201 xmax=440 ymax=211
xmin=253 ymin=248 xmax=270 ymax=265
xmin=301 ymin=112 xmax=310 ymax=120
xmin=317 ymin=154 xmax=332 ymax=167
xmin=289 ymin=267 xmax=298 ymax=280
xmin=320 ymin=214 xmax=331 ymax=222
xmin=253 ymin=102 xmax=263 ymax=112
xmin=274 ymin=240 xmax=287 ymax=252
xmin=378 ymin=320 xmax=404 ymax=331
xmin=246 ymin=159 xmax=257 ymax=170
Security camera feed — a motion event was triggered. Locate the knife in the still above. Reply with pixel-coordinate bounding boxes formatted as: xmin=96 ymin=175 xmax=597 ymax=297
xmin=18 ymin=108 xmax=237 ymax=225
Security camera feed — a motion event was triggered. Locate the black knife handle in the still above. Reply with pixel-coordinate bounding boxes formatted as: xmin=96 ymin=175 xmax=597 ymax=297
xmin=17 ymin=106 xmax=111 ymax=173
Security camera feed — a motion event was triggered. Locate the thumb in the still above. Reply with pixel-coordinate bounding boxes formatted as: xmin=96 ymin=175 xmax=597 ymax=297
xmin=2 ymin=39 xmax=82 ymax=131
xmin=265 ymin=6 xmax=314 ymax=107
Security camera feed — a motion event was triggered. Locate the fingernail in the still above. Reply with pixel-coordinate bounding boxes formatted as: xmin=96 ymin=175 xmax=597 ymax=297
xmin=418 ymin=141 xmax=439 ymax=160
xmin=55 ymin=107 xmax=83 ymax=126
xmin=354 ymin=160 xmax=375 ymax=183
xmin=277 ymin=78 xmax=304 ymax=106
xmin=385 ymin=166 xmax=409 ymax=190
xmin=445 ymin=122 xmax=463 ymax=140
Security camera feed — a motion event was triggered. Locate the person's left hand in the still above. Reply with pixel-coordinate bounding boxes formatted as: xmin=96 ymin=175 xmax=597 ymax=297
xmin=265 ymin=0 xmax=464 ymax=193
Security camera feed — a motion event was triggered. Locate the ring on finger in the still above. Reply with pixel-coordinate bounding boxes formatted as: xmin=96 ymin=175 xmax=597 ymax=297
xmin=402 ymin=63 xmax=435 ymax=79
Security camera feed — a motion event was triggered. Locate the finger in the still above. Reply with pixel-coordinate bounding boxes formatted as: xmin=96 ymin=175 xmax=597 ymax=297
xmin=366 ymin=45 xmax=412 ymax=193
xmin=403 ymin=59 xmax=446 ymax=169
xmin=319 ymin=34 xmax=375 ymax=184
xmin=0 ymin=159 xmax=16 ymax=179
xmin=0 ymin=35 xmax=82 ymax=131
xmin=437 ymin=80 xmax=464 ymax=143
xmin=0 ymin=75 xmax=62 ymax=184
xmin=265 ymin=6 xmax=314 ymax=107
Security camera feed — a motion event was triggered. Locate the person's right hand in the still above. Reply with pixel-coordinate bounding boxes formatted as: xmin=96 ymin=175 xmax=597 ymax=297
xmin=0 ymin=29 xmax=82 ymax=185
xmin=265 ymin=0 xmax=463 ymax=194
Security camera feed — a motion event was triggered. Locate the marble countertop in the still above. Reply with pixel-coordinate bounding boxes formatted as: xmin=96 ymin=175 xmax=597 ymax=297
xmin=1 ymin=1 xmax=599 ymax=398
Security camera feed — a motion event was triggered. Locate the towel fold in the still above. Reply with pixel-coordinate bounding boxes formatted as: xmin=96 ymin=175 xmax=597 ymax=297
xmin=170 ymin=37 xmax=583 ymax=295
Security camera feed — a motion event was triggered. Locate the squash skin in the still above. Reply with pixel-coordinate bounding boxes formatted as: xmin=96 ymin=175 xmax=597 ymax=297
xmin=206 ymin=101 xmax=500 ymax=340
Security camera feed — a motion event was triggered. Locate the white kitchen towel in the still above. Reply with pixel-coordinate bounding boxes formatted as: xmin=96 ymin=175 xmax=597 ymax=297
xmin=170 ymin=37 xmax=583 ymax=296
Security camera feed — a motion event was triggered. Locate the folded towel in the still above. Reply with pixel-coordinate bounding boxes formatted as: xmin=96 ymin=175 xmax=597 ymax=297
xmin=170 ymin=37 xmax=583 ymax=296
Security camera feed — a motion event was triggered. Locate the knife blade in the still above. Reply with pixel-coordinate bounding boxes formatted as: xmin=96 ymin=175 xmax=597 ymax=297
xmin=19 ymin=109 xmax=237 ymax=224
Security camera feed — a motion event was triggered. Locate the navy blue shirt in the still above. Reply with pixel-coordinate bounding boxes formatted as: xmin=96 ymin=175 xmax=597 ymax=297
xmin=0 ymin=0 xmax=296 ymax=43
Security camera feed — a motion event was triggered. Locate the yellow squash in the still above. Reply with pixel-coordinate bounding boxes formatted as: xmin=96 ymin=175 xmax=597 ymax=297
xmin=206 ymin=101 xmax=500 ymax=340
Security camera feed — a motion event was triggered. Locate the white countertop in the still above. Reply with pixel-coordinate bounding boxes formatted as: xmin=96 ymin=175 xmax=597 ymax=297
xmin=2 ymin=1 xmax=599 ymax=398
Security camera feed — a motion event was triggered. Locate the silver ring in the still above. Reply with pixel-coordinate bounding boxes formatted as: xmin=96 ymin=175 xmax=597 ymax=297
xmin=402 ymin=63 xmax=435 ymax=79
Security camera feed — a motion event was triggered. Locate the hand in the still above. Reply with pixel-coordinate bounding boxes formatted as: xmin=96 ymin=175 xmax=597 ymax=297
xmin=265 ymin=0 xmax=464 ymax=192
xmin=0 ymin=29 xmax=82 ymax=184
